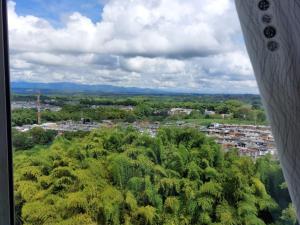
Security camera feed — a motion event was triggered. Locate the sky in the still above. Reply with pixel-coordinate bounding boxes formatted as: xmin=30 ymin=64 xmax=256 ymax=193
xmin=8 ymin=0 xmax=258 ymax=94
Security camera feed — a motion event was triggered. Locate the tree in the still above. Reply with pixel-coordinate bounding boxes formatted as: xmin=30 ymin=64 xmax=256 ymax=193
xmin=12 ymin=129 xmax=34 ymax=150
xmin=13 ymin=127 xmax=289 ymax=225
xmin=256 ymin=110 xmax=267 ymax=123
xmin=280 ymin=204 xmax=297 ymax=225
xmin=233 ymin=106 xmax=255 ymax=121
xmin=29 ymin=127 xmax=57 ymax=145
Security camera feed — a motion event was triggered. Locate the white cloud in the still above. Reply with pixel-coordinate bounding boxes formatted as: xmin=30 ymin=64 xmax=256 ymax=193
xmin=120 ymin=57 xmax=185 ymax=74
xmin=8 ymin=0 xmax=257 ymax=93
xmin=200 ymin=50 xmax=254 ymax=78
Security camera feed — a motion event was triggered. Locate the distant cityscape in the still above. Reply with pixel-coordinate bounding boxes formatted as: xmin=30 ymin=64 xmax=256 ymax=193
xmin=202 ymin=123 xmax=276 ymax=159
xmin=12 ymin=99 xmax=276 ymax=160
xmin=11 ymin=101 xmax=61 ymax=112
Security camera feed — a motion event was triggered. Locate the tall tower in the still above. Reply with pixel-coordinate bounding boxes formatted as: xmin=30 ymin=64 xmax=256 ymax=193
xmin=36 ymin=91 xmax=41 ymax=125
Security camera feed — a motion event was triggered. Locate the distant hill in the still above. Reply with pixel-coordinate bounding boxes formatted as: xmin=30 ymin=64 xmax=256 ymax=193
xmin=11 ymin=81 xmax=171 ymax=95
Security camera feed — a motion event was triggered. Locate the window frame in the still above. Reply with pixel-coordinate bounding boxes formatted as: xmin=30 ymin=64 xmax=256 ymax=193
xmin=0 ymin=0 xmax=15 ymax=224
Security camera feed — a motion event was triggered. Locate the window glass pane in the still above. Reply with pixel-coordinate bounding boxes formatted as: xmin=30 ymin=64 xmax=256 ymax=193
xmin=8 ymin=0 xmax=297 ymax=224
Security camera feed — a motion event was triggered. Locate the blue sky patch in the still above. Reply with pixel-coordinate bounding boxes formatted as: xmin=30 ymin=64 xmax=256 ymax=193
xmin=13 ymin=0 xmax=104 ymax=25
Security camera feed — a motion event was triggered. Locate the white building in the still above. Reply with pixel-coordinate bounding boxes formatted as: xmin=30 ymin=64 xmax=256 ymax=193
xmin=168 ymin=108 xmax=193 ymax=116
xmin=204 ymin=109 xmax=216 ymax=116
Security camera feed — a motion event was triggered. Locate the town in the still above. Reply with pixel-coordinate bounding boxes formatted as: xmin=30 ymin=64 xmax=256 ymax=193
xmin=202 ymin=123 xmax=276 ymax=159
xmin=13 ymin=103 xmax=276 ymax=160
xmin=11 ymin=94 xmax=292 ymax=225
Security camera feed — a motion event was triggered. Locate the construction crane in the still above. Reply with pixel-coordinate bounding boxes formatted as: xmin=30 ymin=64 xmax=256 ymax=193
xmin=36 ymin=91 xmax=41 ymax=125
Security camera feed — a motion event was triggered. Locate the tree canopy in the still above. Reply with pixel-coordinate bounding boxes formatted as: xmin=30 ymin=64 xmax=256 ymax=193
xmin=13 ymin=127 xmax=296 ymax=225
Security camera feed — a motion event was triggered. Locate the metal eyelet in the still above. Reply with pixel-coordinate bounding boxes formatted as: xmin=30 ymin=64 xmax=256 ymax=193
xmin=262 ymin=14 xmax=272 ymax=24
xmin=258 ymin=0 xmax=270 ymax=11
xmin=264 ymin=26 xmax=276 ymax=38
xmin=267 ymin=41 xmax=279 ymax=51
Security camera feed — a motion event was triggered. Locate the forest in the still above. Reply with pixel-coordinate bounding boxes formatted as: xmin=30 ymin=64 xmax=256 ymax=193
xmin=11 ymin=94 xmax=267 ymax=126
xmin=13 ymin=127 xmax=296 ymax=225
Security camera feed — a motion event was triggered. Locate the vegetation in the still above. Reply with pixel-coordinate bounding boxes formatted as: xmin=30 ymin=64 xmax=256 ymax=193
xmin=12 ymin=109 xmax=37 ymax=126
xmin=12 ymin=95 xmax=268 ymax=126
xmin=12 ymin=127 xmax=57 ymax=150
xmin=13 ymin=127 xmax=295 ymax=225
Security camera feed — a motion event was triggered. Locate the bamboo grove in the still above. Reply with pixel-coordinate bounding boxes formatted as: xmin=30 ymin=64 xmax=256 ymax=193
xmin=13 ymin=127 xmax=296 ymax=225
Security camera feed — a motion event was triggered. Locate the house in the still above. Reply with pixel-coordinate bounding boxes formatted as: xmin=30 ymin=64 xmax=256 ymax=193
xmin=119 ymin=106 xmax=134 ymax=111
xmin=168 ymin=108 xmax=193 ymax=116
xmin=209 ymin=123 xmax=222 ymax=129
xmin=204 ymin=109 xmax=216 ymax=116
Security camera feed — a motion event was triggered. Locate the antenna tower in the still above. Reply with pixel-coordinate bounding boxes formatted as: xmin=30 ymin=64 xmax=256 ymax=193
xmin=36 ymin=91 xmax=41 ymax=124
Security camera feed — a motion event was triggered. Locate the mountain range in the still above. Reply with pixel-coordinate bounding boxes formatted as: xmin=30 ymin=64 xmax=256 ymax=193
xmin=11 ymin=81 xmax=172 ymax=95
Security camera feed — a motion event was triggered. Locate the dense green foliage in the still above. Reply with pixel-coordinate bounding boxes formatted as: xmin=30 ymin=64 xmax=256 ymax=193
xmin=13 ymin=127 xmax=295 ymax=225
xmin=12 ymin=128 xmax=57 ymax=150
xmin=12 ymin=95 xmax=267 ymax=126
xmin=12 ymin=109 xmax=37 ymax=126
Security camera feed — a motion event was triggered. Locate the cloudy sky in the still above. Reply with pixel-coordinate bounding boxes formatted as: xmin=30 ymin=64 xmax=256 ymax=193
xmin=8 ymin=0 xmax=258 ymax=94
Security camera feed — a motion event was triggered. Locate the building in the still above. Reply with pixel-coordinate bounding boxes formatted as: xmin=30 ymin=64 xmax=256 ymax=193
xmin=204 ymin=109 xmax=216 ymax=116
xmin=201 ymin=124 xmax=277 ymax=159
xmin=11 ymin=101 xmax=61 ymax=112
xmin=15 ymin=121 xmax=102 ymax=132
xmin=168 ymin=108 xmax=193 ymax=116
